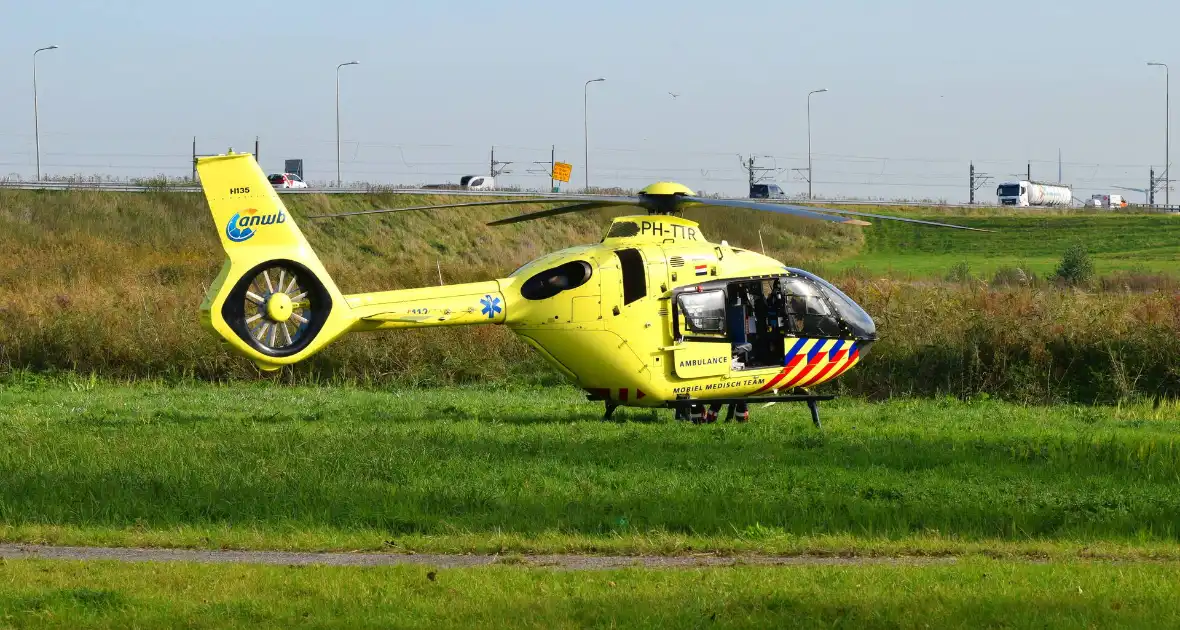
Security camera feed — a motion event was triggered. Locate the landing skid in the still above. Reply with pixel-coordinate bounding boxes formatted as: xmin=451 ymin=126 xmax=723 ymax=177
xmin=590 ymin=393 xmax=834 ymax=427
xmin=668 ymin=394 xmax=835 ymax=427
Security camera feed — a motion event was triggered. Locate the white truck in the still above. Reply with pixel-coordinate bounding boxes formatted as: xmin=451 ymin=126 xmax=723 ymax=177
xmin=996 ymin=180 xmax=1073 ymax=207
xmin=1088 ymin=194 xmax=1127 ymax=209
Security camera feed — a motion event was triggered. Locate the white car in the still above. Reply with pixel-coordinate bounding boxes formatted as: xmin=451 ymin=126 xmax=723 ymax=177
xmin=268 ymin=173 xmax=308 ymax=189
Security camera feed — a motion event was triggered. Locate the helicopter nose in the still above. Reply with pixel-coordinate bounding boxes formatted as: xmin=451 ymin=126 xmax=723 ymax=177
xmin=853 ymin=338 xmax=874 ymax=359
xmin=852 ymin=309 xmax=876 ymax=343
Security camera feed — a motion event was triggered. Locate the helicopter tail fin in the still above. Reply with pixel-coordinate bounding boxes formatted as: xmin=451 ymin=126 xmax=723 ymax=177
xmin=196 ymin=152 xmax=355 ymax=370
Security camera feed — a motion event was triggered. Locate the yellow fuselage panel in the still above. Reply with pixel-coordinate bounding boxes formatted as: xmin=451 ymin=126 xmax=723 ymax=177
xmin=517 ymin=329 xmax=649 ymax=389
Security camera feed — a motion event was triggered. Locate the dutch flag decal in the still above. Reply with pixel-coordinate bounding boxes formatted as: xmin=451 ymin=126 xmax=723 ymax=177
xmin=694 ymin=263 xmax=709 ymax=276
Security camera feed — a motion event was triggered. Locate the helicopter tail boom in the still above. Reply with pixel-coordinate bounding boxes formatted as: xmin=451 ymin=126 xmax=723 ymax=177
xmin=347 ymin=281 xmax=507 ymax=331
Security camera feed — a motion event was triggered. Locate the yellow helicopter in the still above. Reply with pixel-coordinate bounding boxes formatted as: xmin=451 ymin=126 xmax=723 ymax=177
xmin=196 ymin=152 xmax=985 ymax=425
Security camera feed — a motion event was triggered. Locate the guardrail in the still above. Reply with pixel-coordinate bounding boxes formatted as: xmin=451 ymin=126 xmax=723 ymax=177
xmin=0 ymin=180 xmax=583 ymax=198
xmin=2 ymin=179 xmax=1177 ymax=212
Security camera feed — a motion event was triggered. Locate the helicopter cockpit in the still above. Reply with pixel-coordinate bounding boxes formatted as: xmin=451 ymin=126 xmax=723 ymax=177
xmin=673 ymin=268 xmax=876 ymax=371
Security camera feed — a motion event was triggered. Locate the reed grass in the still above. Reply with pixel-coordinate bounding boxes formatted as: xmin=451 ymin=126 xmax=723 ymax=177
xmin=4 ymin=189 xmax=1180 ymax=402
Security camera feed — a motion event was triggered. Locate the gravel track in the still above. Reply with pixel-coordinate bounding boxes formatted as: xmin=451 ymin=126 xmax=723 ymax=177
xmin=0 ymin=544 xmax=959 ymax=570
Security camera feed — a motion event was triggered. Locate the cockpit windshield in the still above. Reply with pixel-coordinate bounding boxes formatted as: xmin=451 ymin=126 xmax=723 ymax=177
xmin=997 ymin=184 xmax=1022 ymax=197
xmin=784 ymin=268 xmax=877 ymax=339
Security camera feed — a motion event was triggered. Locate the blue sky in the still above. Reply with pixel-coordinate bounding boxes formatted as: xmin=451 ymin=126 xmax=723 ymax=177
xmin=0 ymin=0 xmax=1174 ymax=201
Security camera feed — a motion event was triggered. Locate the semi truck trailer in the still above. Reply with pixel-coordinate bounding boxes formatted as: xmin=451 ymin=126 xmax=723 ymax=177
xmin=996 ymin=180 xmax=1073 ymax=207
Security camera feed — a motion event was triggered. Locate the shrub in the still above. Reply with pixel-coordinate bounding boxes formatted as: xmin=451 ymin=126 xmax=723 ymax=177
xmin=991 ymin=265 xmax=1035 ymax=287
xmin=945 ymin=261 xmax=973 ymax=283
xmin=1054 ymin=243 xmax=1094 ymax=286
xmin=1098 ymin=268 xmax=1178 ymax=293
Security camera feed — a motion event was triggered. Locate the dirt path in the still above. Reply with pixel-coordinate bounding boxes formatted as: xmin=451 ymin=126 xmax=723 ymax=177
xmin=0 ymin=544 xmax=958 ymax=570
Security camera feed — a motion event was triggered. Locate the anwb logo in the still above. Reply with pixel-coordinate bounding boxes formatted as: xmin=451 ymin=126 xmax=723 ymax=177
xmin=225 ymin=208 xmax=286 ymax=243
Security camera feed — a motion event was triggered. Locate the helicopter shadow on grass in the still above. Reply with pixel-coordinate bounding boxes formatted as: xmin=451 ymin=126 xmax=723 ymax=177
xmin=423 ymin=403 xmax=669 ymax=426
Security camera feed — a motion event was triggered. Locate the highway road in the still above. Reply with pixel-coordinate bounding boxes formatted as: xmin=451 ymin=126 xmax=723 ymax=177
xmin=2 ymin=179 xmax=1177 ymax=211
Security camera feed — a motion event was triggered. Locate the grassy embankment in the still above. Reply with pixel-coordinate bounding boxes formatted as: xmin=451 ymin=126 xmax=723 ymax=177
xmin=4 ymin=189 xmax=1180 ymax=401
xmin=826 ymin=207 xmax=1180 ymax=279
xmin=4 ymin=380 xmax=1180 ymax=558
xmin=2 ymin=558 xmax=1178 ymax=628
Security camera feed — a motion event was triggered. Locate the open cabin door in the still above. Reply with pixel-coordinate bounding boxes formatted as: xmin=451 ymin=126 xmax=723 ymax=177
xmin=670 ymin=288 xmax=732 ymax=378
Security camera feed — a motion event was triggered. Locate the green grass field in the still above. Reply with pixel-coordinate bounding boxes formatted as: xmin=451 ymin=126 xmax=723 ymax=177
xmin=2 ymin=558 xmax=1178 ymax=628
xmin=4 ymin=380 xmax=1180 ymax=558
xmin=6 ymin=380 xmax=1180 ymax=626
xmin=829 ymin=211 xmax=1180 ymax=278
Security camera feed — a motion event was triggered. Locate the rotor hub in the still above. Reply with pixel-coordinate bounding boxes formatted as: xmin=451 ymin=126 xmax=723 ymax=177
xmin=637 ymin=182 xmax=696 ymax=216
xmin=265 ymin=292 xmax=294 ymax=322
xmin=638 ymin=182 xmax=695 ymax=196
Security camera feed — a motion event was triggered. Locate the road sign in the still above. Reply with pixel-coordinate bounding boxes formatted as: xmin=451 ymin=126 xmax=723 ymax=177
xmin=552 ymin=162 xmax=572 ymax=183
xmin=284 ymin=159 xmax=304 ymax=179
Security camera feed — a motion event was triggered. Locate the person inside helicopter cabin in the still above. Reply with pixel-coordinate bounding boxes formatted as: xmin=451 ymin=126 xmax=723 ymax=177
xmin=768 ymin=280 xmax=786 ymax=329
xmin=783 ymin=287 xmax=808 ymax=335
xmin=764 ymin=280 xmax=787 ymax=359
xmin=730 ymin=281 xmax=781 ymax=367
xmin=750 ymin=287 xmax=772 ymax=363
xmin=726 ymin=290 xmax=751 ymax=370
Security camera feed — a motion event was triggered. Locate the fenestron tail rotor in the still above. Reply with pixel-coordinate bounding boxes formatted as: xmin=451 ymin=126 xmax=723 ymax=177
xmin=223 ymin=260 xmax=334 ymax=359
xmin=304 ymin=181 xmax=991 ymax=233
xmin=241 ymin=264 xmax=314 ymax=352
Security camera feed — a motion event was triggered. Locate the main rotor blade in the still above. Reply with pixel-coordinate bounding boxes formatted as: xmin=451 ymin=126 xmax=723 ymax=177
xmin=792 ymin=206 xmax=994 ymax=232
xmin=685 ymin=197 xmax=871 ymax=227
xmin=687 ymin=198 xmax=991 ymax=232
xmin=487 ymin=200 xmax=640 ymax=226
xmin=306 ymin=198 xmax=566 ymax=219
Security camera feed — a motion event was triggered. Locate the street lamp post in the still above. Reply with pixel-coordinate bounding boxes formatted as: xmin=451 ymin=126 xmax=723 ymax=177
xmin=336 ymin=60 xmax=359 ymax=187
xmin=807 ymin=88 xmax=828 ymax=200
xmin=1149 ymin=62 xmax=1169 ymax=206
xmin=583 ymin=77 xmax=605 ymax=191
xmin=33 ymin=45 xmax=59 ymax=181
